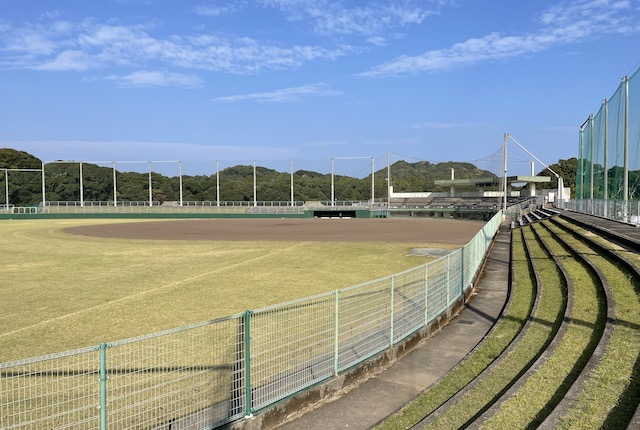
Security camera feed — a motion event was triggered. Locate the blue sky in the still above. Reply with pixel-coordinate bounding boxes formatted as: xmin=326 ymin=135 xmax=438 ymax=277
xmin=1 ymin=0 xmax=639 ymax=177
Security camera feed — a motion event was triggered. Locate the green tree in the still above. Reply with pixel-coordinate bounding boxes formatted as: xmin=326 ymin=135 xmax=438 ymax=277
xmin=0 ymin=148 xmax=43 ymax=205
xmin=537 ymin=158 xmax=577 ymax=198
xmin=2 ymin=148 xmax=579 ymax=205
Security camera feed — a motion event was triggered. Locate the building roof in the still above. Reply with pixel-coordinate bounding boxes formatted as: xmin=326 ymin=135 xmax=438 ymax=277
xmin=434 ymin=175 xmax=551 ymax=187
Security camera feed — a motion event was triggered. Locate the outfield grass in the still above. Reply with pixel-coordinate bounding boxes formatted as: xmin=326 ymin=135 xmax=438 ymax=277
xmin=0 ymin=219 xmax=452 ymax=362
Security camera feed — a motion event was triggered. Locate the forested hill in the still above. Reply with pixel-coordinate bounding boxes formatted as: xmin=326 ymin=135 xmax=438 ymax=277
xmin=0 ymin=149 xmax=42 ymax=169
xmin=389 ymin=160 xmax=494 ymax=191
xmin=0 ymin=148 xmax=498 ymax=204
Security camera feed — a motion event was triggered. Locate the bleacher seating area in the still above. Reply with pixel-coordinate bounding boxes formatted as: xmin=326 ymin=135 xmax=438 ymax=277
xmin=389 ymin=196 xmax=501 ymax=211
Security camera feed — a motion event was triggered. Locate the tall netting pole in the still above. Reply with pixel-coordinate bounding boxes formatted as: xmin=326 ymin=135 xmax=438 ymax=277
xmin=290 ymin=160 xmax=294 ymax=207
xmin=4 ymin=169 xmax=8 ymax=209
xmin=387 ymin=152 xmax=391 ymax=207
xmin=371 ymin=156 xmax=375 ymax=208
xmin=112 ymin=162 xmax=117 ymax=206
xmin=331 ymin=158 xmax=335 ymax=207
xmin=80 ymin=162 xmax=84 ymax=207
xmin=578 ymin=127 xmax=584 ymax=199
xmin=148 ymin=161 xmax=153 ymax=206
xmin=216 ymin=160 xmax=220 ymax=207
xmin=253 ymin=160 xmax=257 ymax=207
xmin=590 ymin=114 xmax=595 ymax=200
xmin=628 ymin=68 xmax=640 ymax=203
xmin=594 ymin=104 xmax=605 ymax=200
xmin=582 ymin=116 xmax=593 ymax=203
xmin=607 ymin=82 xmax=623 ymax=201
xmin=41 ymin=162 xmax=46 ymax=208
xmin=179 ymin=161 xmax=183 ymax=206
xmin=624 ymin=75 xmax=629 ymax=203
xmin=502 ymin=133 xmax=507 ymax=215
xmin=604 ymin=99 xmax=609 ymax=204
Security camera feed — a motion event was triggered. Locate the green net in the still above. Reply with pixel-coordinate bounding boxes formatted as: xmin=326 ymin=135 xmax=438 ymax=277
xmin=592 ymin=104 xmax=606 ymax=199
xmin=576 ymin=129 xmax=583 ymax=199
xmin=580 ymin=116 xmax=593 ymax=198
xmin=578 ymin=76 xmax=634 ymax=201
xmin=607 ymin=82 xmax=625 ymax=200
xmin=628 ymin=69 xmax=640 ymax=199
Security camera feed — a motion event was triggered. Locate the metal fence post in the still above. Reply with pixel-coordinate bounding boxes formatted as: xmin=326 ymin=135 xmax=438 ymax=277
xmin=99 ymin=342 xmax=108 ymax=430
xmin=244 ymin=310 xmax=253 ymax=417
xmin=460 ymin=247 xmax=465 ymax=291
xmin=390 ymin=275 xmax=395 ymax=346
xmin=446 ymin=254 xmax=451 ymax=306
xmin=424 ymin=264 xmax=429 ymax=325
xmin=334 ymin=290 xmax=339 ymax=376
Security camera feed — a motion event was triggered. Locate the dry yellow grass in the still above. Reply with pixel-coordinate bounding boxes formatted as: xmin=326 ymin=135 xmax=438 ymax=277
xmin=0 ymin=219 xmax=453 ymax=362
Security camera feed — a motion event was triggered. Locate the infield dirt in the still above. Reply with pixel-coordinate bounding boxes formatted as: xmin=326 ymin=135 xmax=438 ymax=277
xmin=66 ymin=217 xmax=484 ymax=243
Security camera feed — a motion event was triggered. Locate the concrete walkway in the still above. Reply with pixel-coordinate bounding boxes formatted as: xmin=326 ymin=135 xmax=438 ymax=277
xmin=556 ymin=210 xmax=640 ymax=244
xmin=276 ymin=228 xmax=512 ymax=430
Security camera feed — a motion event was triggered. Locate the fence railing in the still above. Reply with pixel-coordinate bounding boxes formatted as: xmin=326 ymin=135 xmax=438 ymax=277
xmin=43 ymin=200 xmax=307 ymax=208
xmin=559 ymin=198 xmax=640 ymax=226
xmin=37 ymin=200 xmax=384 ymax=215
xmin=0 ymin=211 xmax=503 ymax=429
xmin=503 ymin=196 xmax=545 ymax=223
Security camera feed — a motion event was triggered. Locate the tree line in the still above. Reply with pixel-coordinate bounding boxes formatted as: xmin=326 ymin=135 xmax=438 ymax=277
xmin=0 ymin=148 xmax=576 ymax=205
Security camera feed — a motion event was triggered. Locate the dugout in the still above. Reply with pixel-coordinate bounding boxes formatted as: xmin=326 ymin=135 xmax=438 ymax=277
xmin=312 ymin=209 xmax=359 ymax=218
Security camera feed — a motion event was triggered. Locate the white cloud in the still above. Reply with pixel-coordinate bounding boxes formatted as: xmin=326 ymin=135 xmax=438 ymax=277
xmin=213 ymin=83 xmax=343 ymax=103
xmin=2 ymin=1 xmax=428 ymax=79
xmin=77 ymin=23 xmax=143 ymax=47
xmin=367 ymin=36 xmax=388 ymax=47
xmin=361 ymin=0 xmax=640 ymax=77
xmin=32 ymin=49 xmax=95 ymax=71
xmin=39 ymin=10 xmax=62 ymax=21
xmin=308 ymin=4 xmax=426 ymax=37
xmin=194 ymin=2 xmax=246 ymax=17
xmin=538 ymin=0 xmax=631 ymax=26
xmin=0 ymin=18 xmax=351 ymax=74
xmin=260 ymin=0 xmax=442 ymax=40
xmin=105 ymin=70 xmax=204 ymax=88
xmin=4 ymin=27 xmax=58 ymax=56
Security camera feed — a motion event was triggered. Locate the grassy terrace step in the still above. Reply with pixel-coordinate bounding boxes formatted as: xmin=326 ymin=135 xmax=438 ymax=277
xmin=374 ymin=231 xmax=535 ymax=430
xmin=479 ymin=223 xmax=607 ymax=429
xmin=379 ymin=214 xmax=636 ymax=430
xmin=415 ymin=226 xmax=567 ymax=429
xmin=559 ymin=216 xmax=640 ymax=296
xmin=536 ymin=220 xmax=615 ymax=429
xmin=546 ymin=218 xmax=640 ymax=428
xmin=558 ymin=213 xmax=640 ymax=278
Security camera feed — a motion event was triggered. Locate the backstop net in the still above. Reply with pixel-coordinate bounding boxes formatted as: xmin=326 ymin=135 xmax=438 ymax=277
xmin=578 ymin=67 xmax=640 ymax=201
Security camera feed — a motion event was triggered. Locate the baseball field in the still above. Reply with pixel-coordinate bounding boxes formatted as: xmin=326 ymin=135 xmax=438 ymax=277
xmin=0 ymin=217 xmax=483 ymax=363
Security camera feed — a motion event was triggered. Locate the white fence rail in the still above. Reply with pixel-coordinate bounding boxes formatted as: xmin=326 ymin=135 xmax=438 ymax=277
xmin=560 ymin=199 xmax=640 ymax=226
